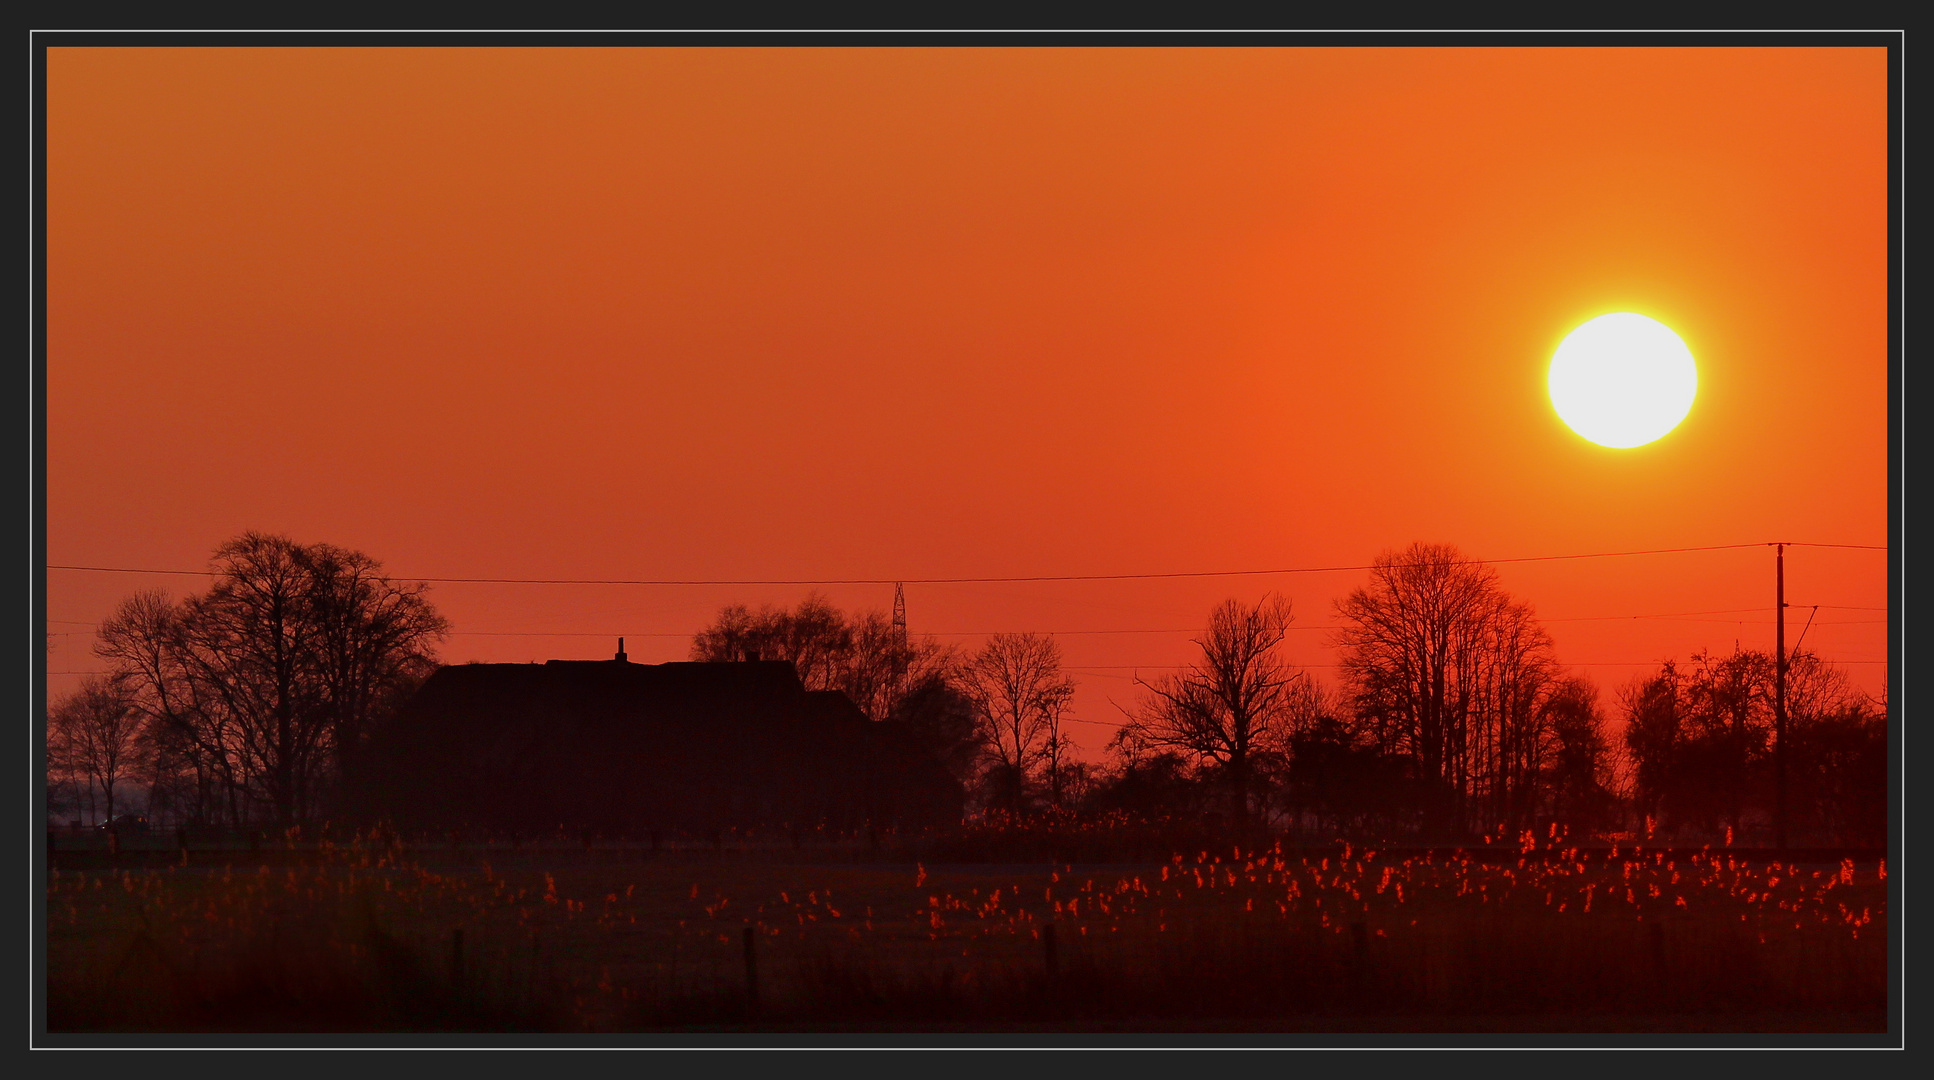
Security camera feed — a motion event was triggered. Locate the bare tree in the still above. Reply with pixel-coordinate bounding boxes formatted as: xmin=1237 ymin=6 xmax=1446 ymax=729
xmin=1333 ymin=543 xmax=1558 ymax=835
xmin=843 ymin=610 xmax=960 ymax=726
xmin=1118 ymin=595 xmax=1301 ymax=827
xmin=95 ymin=533 xmax=447 ymax=827
xmin=1465 ymin=594 xmax=1560 ymax=834
xmin=1040 ymin=693 xmax=1078 ymax=811
xmin=97 ymin=588 xmax=241 ymax=825
xmin=960 ymin=632 xmax=1076 ymax=814
xmin=47 ymin=675 xmax=147 ymax=826
xmin=303 ymin=542 xmax=448 ymax=783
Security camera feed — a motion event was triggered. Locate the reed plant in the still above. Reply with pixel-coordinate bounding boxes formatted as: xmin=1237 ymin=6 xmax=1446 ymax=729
xmin=45 ymin=834 xmax=1885 ymax=1033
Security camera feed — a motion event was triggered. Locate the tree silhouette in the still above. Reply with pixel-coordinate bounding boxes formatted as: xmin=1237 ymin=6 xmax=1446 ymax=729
xmin=1537 ymin=675 xmax=1617 ymax=833
xmin=47 ymin=675 xmax=146 ymax=827
xmin=692 ymin=593 xmax=853 ymax=686
xmin=1619 ymin=647 xmax=1772 ymax=837
xmin=960 ymin=632 xmax=1076 ymax=814
xmin=94 ymin=533 xmax=446 ymax=827
xmin=1333 ymin=543 xmax=1559 ymax=836
xmin=1117 ymin=595 xmax=1303 ymax=829
xmin=894 ymin=667 xmax=982 ymax=786
xmin=1683 ymin=647 xmax=1774 ymax=833
xmin=1283 ymin=715 xmax=1420 ymax=837
xmin=1618 ymin=660 xmax=1683 ymax=831
xmin=1783 ymin=672 xmax=1885 ymax=845
xmin=1085 ymin=749 xmax=1204 ymax=822
xmin=691 ymin=593 xmax=957 ymax=723
xmin=1620 ymin=647 xmax=1878 ymax=843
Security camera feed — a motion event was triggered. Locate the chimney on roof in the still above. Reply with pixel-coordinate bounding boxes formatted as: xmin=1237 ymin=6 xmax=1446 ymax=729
xmin=746 ymin=648 xmax=761 ymax=663
xmin=615 ymin=638 xmax=628 ymax=663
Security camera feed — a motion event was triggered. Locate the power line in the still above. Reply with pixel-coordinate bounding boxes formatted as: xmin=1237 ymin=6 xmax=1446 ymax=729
xmin=912 ymin=609 xmax=1781 ymax=633
xmin=218 ymin=615 xmax=1890 ymax=639
xmin=48 ymin=540 xmax=1882 ymax=587
xmin=48 ymin=655 xmax=1892 ymax=679
xmin=453 ymin=631 xmax=691 ymax=638
xmin=47 ymin=610 xmax=1886 ymax=638
xmin=1545 ymin=607 xmax=1763 ymax=621
xmin=347 ymin=608 xmax=1901 ymax=638
xmin=46 ymin=566 xmax=210 ymax=578
xmin=1622 ymin=617 xmax=1883 ymax=626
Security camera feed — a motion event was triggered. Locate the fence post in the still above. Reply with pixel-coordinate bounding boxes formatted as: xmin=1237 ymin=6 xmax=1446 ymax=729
xmin=742 ymin=925 xmax=759 ymax=1017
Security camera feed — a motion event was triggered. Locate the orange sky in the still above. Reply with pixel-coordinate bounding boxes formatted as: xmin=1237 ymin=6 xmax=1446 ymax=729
xmin=42 ymin=46 xmax=1893 ymax=760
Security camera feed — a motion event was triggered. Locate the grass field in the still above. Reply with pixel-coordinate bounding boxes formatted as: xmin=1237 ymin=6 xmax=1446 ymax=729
xmin=43 ymin=833 xmax=1888 ymax=1036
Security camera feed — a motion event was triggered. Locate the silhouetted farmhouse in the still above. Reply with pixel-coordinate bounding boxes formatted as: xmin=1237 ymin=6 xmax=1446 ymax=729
xmin=355 ymin=643 xmax=963 ymax=838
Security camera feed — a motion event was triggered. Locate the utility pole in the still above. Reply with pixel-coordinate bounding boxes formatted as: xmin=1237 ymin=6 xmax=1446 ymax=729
xmin=891 ymin=582 xmax=908 ymax=717
xmin=1774 ymin=543 xmax=1788 ymax=851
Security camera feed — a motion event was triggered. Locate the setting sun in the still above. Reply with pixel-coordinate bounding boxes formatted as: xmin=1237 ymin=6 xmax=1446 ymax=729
xmin=1547 ymin=313 xmax=1699 ymax=449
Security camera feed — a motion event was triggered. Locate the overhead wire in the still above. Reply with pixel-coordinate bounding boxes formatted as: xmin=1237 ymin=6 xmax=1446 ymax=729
xmin=43 ymin=542 xmax=1889 ymax=680
xmin=43 ymin=539 xmax=1884 ymax=587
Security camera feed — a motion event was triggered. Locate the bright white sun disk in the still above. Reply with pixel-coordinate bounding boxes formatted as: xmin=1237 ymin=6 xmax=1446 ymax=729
xmin=1547 ymin=313 xmax=1697 ymax=449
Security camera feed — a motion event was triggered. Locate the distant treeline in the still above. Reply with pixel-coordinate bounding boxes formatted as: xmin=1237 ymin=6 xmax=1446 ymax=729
xmin=47 ymin=535 xmax=1885 ymax=847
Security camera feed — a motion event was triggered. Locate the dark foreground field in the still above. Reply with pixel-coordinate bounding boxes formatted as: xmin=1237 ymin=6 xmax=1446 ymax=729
xmin=43 ymin=833 xmax=1888 ymax=1039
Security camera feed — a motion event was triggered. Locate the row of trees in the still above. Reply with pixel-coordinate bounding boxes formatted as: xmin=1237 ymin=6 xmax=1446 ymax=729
xmin=1093 ymin=543 xmax=1618 ymax=838
xmin=685 ymin=594 xmax=1077 ymax=815
xmin=710 ymin=542 xmax=1878 ymax=845
xmin=680 ymin=554 xmax=1605 ymax=837
xmin=48 ymin=535 xmax=1884 ymax=844
xmin=48 ymin=534 xmax=447 ymax=829
xmin=1106 ymin=543 xmax=1881 ymax=844
xmin=1622 ymin=648 xmax=1885 ymax=844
